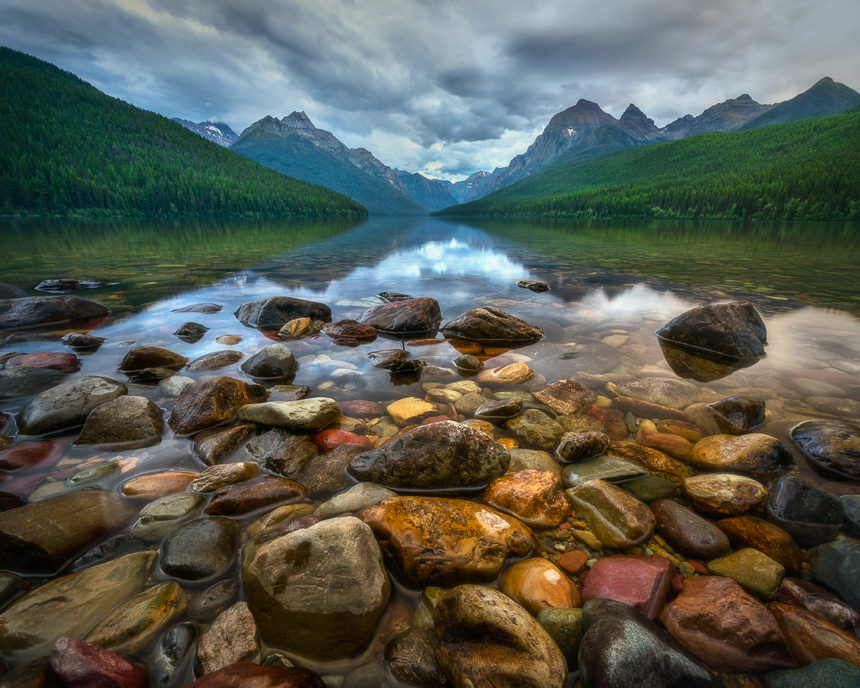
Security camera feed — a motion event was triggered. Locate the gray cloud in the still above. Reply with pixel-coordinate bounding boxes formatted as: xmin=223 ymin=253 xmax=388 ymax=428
xmin=0 ymin=0 xmax=857 ymax=179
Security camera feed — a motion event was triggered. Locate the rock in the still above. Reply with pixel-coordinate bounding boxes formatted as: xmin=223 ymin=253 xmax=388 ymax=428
xmin=118 ymin=346 xmax=187 ymax=373
xmin=385 ymin=629 xmax=448 ymax=688
xmin=6 ymin=352 xmax=80 ymax=373
xmin=173 ymin=302 xmax=222 ymax=313
xmin=49 ymin=637 xmax=145 ymax=688
xmin=385 ymin=397 xmax=438 ymax=425
xmin=243 ymin=516 xmax=390 ymax=660
xmin=623 ymin=475 xmax=677 ymax=502
xmin=0 ymin=295 xmax=109 ymax=330
xmin=0 ymin=440 xmax=63 ymax=471
xmin=811 ymin=539 xmax=860 ymax=608
xmin=348 ymin=420 xmax=509 ymax=490
xmin=338 ymin=400 xmax=384 ymax=418
xmin=656 ymin=301 xmax=768 ymax=359
xmin=433 ymin=584 xmax=566 ymax=688
xmin=476 ymin=362 xmax=534 ymax=385
xmin=75 ymin=395 xmax=164 ymax=449
xmin=0 ymin=283 xmax=26 ymax=298
xmin=768 ymin=601 xmax=860 ymax=667
xmin=556 ymin=431 xmax=610 ymax=463
xmin=652 ymin=499 xmax=730 ymax=559
xmin=234 ymin=296 xmax=331 ymax=330
xmin=531 ymin=379 xmax=596 ymax=417
xmin=503 ymin=409 xmax=564 ymax=450
xmin=706 ymin=548 xmax=785 ymax=600
xmin=18 ymin=375 xmax=127 ymax=435
xmin=35 ymin=278 xmax=111 ymax=292
xmin=194 ymin=424 xmax=256 ymax=465
xmin=316 ymin=482 xmax=397 ymax=518
xmin=312 ymin=428 xmax=370 ymax=452
xmin=240 ymin=343 xmax=297 ymax=381
xmin=607 ymin=440 xmax=690 ymax=486
xmin=120 ymin=471 xmax=197 ymax=499
xmin=159 ymin=375 xmax=193 ymax=396
xmin=196 ymin=601 xmax=260 ymax=675
xmin=763 ymin=659 xmax=860 ymax=688
xmin=0 ymin=572 xmax=25 ymax=610
xmin=186 ymin=350 xmax=243 ymax=372
xmin=483 ymin=469 xmax=569 ymax=528
xmin=0 ymin=489 xmax=136 ymax=573
xmin=566 ymin=479 xmax=655 ymax=549
xmin=708 ymin=396 xmax=766 ymax=434
xmin=500 ymin=557 xmax=580 ymax=615
xmin=173 ymin=321 xmax=208 ymax=343
xmin=688 ymin=433 xmax=793 ymax=478
xmin=579 ymin=598 xmax=719 ymax=688
xmin=278 ymin=317 xmax=326 ymax=339
xmin=204 ymin=476 xmax=306 ymax=516
xmin=246 ymin=430 xmax=317 ymax=477
xmin=0 ymin=552 xmax=154 ymax=662
xmin=766 ymin=475 xmax=843 ymax=548
xmin=562 ymin=456 xmax=647 ymax=487
xmin=0 ymin=659 xmax=62 ymax=687
xmin=615 ymin=376 xmax=701 ymax=409
xmin=169 ymin=377 xmax=267 ymax=435
xmin=85 ymin=581 xmax=187 ymax=656
xmin=473 ymin=397 xmax=522 ymax=423
xmin=149 ymin=623 xmax=196 ymax=686
xmin=790 ymin=420 xmax=860 ymax=481
xmin=843 ymin=495 xmax=860 ymax=535
xmin=536 ymin=608 xmax=583 ymax=667
xmin=190 ymin=462 xmax=259 ymax=493
xmin=517 ymin=280 xmax=549 ymax=292
xmin=581 ymin=555 xmax=673 ymax=619
xmin=0 ymin=367 xmax=67 ymax=400
xmin=324 ymin=319 xmax=377 ymax=340
xmin=441 ymin=306 xmax=543 ymax=344
xmin=718 ymin=516 xmax=804 ymax=573
xmin=454 ymin=353 xmax=482 ymax=372
xmin=358 ymin=496 xmax=533 ymax=586
xmin=187 ymin=580 xmax=240 ymax=623
xmin=778 ymin=578 xmax=860 ymax=636
xmin=185 ymin=663 xmax=325 ymax=688
xmin=238 ymin=398 xmax=340 ymax=430
xmin=159 ymin=517 xmax=237 ymax=581
xmin=684 ymin=473 xmax=768 ymax=515
xmin=359 ymin=297 xmax=441 ymax=336
xmin=129 ymin=493 xmax=204 ymax=542
xmin=507 ymin=448 xmax=562 ymax=478
xmin=368 ymin=348 xmax=409 ymax=369
xmin=293 ymin=444 xmax=364 ymax=498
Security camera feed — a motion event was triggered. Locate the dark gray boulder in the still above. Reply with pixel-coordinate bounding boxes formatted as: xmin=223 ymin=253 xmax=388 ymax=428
xmin=0 ymin=296 xmax=109 ymax=330
xmin=234 ymin=296 xmax=331 ymax=330
xmin=441 ymin=306 xmax=543 ymax=343
xmin=656 ymin=301 xmax=767 ymax=360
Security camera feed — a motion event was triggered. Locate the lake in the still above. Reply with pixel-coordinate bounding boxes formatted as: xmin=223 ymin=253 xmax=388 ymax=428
xmin=0 ymin=216 xmax=858 ymax=686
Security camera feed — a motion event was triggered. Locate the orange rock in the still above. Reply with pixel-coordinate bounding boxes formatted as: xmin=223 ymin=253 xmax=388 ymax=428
xmin=483 ymin=469 xmax=569 ymax=528
xmin=559 ymin=549 xmax=587 ymax=574
xmin=120 ymin=471 xmax=197 ymax=499
xmin=769 ymin=601 xmax=860 ymax=667
xmin=717 ymin=515 xmax=805 ymax=573
xmin=500 ymin=558 xmax=581 ymax=614
xmin=607 ymin=440 xmax=689 ymax=486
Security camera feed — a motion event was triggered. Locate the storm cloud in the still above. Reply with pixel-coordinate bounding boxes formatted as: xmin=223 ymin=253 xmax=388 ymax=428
xmin=1 ymin=0 xmax=857 ymax=178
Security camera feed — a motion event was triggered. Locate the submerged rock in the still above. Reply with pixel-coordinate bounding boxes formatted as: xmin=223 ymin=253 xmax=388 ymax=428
xmin=18 ymin=375 xmax=127 ymax=435
xmin=790 ymin=420 xmax=860 ymax=481
xmin=186 ymin=663 xmax=325 ymax=688
xmin=168 ymin=376 xmax=267 ymax=435
xmin=656 ymin=301 xmax=768 ymax=360
xmin=173 ymin=321 xmax=208 ymax=343
xmin=0 ymin=367 xmax=67 ymax=400
xmin=359 ymin=297 xmax=441 ymax=336
xmin=652 ymin=498 xmax=730 ymax=559
xmin=684 ymin=473 xmax=768 ymax=515
xmin=238 ymin=397 xmax=340 ymax=430
xmin=234 ymin=296 xmax=331 ymax=330
xmin=766 ymin=475 xmax=843 ymax=548
xmin=0 ymin=295 xmax=109 ymax=330
xmin=118 ymin=346 xmax=187 ymax=372
xmin=75 ymin=395 xmax=165 ymax=449
xmin=688 ymin=433 xmax=793 ymax=478
xmin=708 ymin=396 xmax=766 ymax=434
xmin=717 ymin=516 xmax=804 ymax=573
xmin=159 ymin=517 xmax=237 ymax=581
xmin=240 ymin=343 xmax=297 ymax=381
xmin=441 ymin=306 xmax=543 ymax=343
xmin=195 ymin=601 xmax=260 ymax=675
xmin=49 ymin=636 xmax=145 ymax=688
xmin=5 ymin=352 xmax=80 ymax=373
xmin=483 ymin=468 xmax=569 ymax=528
xmin=566 ymin=479 xmax=655 ymax=549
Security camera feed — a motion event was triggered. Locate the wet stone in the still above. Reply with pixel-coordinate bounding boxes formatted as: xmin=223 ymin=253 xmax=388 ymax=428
xmin=778 ymin=578 xmax=860 ymax=637
xmin=707 ymin=548 xmax=785 ymax=600
xmin=476 ymin=362 xmax=534 ymax=385
xmin=186 ymin=663 xmax=326 ymax=688
xmin=234 ymin=296 xmax=331 ymax=330
xmin=454 ymin=353 xmax=482 ymax=372
xmin=5 ymin=352 xmax=81 ymax=373
xmin=278 ymin=317 xmax=326 ymax=339
xmin=159 ymin=517 xmax=237 ymax=581
xmin=507 ymin=448 xmax=562 ymax=478
xmin=718 ymin=516 xmax=805 ymax=574
xmin=790 ymin=420 xmax=860 ymax=481
xmin=473 ymin=397 xmax=523 ymax=422
xmin=186 ymin=350 xmax=243 ymax=371
xmin=483 ymin=468 xmax=569 ymax=528
xmin=0 ymin=295 xmax=109 ymax=330
xmin=561 ymin=455 xmax=647 ymax=487
xmin=441 ymin=306 xmax=544 ymax=343
xmin=173 ymin=321 xmax=208 ymax=343
xmin=0 ymin=367 xmax=68 ymax=400
xmin=811 ymin=539 xmax=860 ymax=609
xmin=246 ymin=430 xmax=318 ymax=477
xmin=385 ymin=628 xmax=448 ymax=688
xmin=615 ymin=376 xmax=701 ymax=409
xmin=204 ymin=476 xmax=306 ymax=516
xmin=537 ymin=607 xmax=583 ymax=667
xmin=121 ymin=470 xmax=197 ymax=500
xmin=566 ymin=479 xmax=655 ymax=550
xmin=75 ymin=395 xmax=164 ymax=449
xmin=768 ymin=601 xmax=860 ymax=667
xmin=454 ymin=391 xmax=487 ymax=416
xmin=196 ymin=601 xmax=260 ymax=676
xmin=18 ymin=375 xmax=128 ymax=435
xmin=0 ymin=572 xmax=25 ymax=611
xmin=173 ymin=302 xmax=222 ymax=313
xmin=607 ymin=440 xmax=690 ymax=486
xmin=0 ymin=440 xmax=63 ymax=471
xmin=556 ymin=430 xmax=610 ymax=462
xmin=49 ymin=637 xmax=145 ymax=688
xmin=293 ymin=444 xmax=364 ymax=498
xmin=316 ymin=482 xmax=397 ymax=518
xmin=169 ymin=376 xmax=267 ymax=435
xmin=518 ymin=279 xmax=549 ymax=292
xmin=188 ymin=579 xmax=240 ymax=622
xmin=656 ymin=301 xmax=768 ymax=359
xmin=684 ymin=472 xmax=769 ymax=515
xmin=323 ymin=319 xmax=377 ymax=340
xmin=386 ymin=396 xmax=438 ymax=425
xmin=582 ymin=555 xmax=674 ymax=620
xmin=238 ymin=397 xmax=340 ymax=430
xmin=360 ymin=297 xmax=441 ymax=336
xmin=149 ymin=623 xmax=197 ymax=686
xmin=766 ymin=475 xmax=843 ymax=548
xmin=763 ymin=659 xmax=860 ymax=688
xmin=843 ymin=494 xmax=860 ymax=535
xmin=503 ymin=408 xmax=564 ymax=449
xmin=190 ymin=462 xmax=259 ymax=493
xmin=533 ymin=378 xmax=597 ymax=415
xmin=240 ymin=343 xmax=297 ymax=381
xmin=708 ymin=396 xmax=766 ymax=434
xmin=118 ymin=346 xmax=187 ymax=372
xmin=623 ymin=475 xmax=677 ymax=502
xmin=500 ymin=557 xmax=580 ymax=615
xmin=193 ymin=424 xmax=255 ymax=465
xmin=652 ymin=498 xmax=730 ymax=559
xmin=689 ymin=432 xmax=794 ymax=478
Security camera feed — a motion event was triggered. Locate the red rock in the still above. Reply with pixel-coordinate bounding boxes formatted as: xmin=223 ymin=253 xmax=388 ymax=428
xmin=312 ymin=429 xmax=371 ymax=452
xmin=768 ymin=601 xmax=860 ymax=667
xmin=582 ymin=555 xmax=674 ymax=619
xmin=0 ymin=441 xmax=63 ymax=471
xmin=671 ymin=573 xmax=685 ymax=593
xmin=559 ymin=549 xmax=587 ymax=574
xmin=49 ymin=636 xmax=145 ymax=688
xmin=6 ymin=352 xmax=81 ymax=373
xmin=585 ymin=405 xmax=628 ymax=439
xmin=687 ymin=559 xmax=708 ymax=575
xmin=420 ymin=414 xmax=454 ymax=425
xmin=337 ymin=400 xmax=384 ymax=418
xmin=185 ymin=661 xmax=326 ymax=687
xmin=0 ymin=471 xmax=47 ymax=498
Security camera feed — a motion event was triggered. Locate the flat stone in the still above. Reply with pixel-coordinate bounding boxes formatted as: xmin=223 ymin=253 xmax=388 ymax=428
xmin=193 ymin=424 xmax=256 ymax=465
xmin=607 ymin=440 xmax=690 ymax=486
xmin=766 ymin=475 xmax=843 ymax=548
xmin=811 ymin=539 xmax=860 ymax=608
xmin=707 ymin=548 xmax=785 ymax=600
xmin=556 ymin=431 xmax=610 ymax=463
xmin=652 ymin=498 xmax=730 ymax=559
xmin=763 ymin=659 xmax=860 ymax=688
xmin=173 ymin=302 xmax=222 ymax=313
xmin=684 ymin=473 xmax=769 ymax=515
xmin=118 ymin=346 xmax=187 ymax=373
xmin=473 ymin=397 xmax=523 ymax=422
xmin=656 ymin=301 xmax=767 ymax=359
xmin=312 ymin=428 xmax=370 ymax=452
xmin=316 ymin=482 xmax=397 ymax=518
xmin=190 ymin=462 xmax=259 ymax=493
xmin=49 ymin=637 xmax=145 ymax=688
xmin=359 ymin=297 xmax=441 ymax=336
xmin=708 ymin=396 xmax=766 ymax=434
xmin=338 ymin=400 xmax=384 ymax=418
xmin=234 ymin=296 xmax=331 ymax=330
xmin=240 ymin=343 xmax=297 ymax=381
xmin=0 ymin=367 xmax=67 ymax=400
xmin=790 ymin=420 xmax=860 ymax=481
xmin=204 ymin=476 xmax=306 ymax=516
xmin=500 ymin=557 xmax=580 ymax=615
xmin=688 ymin=433 xmax=793 ymax=478
xmin=278 ymin=317 xmax=326 ymax=339
xmin=0 ymin=440 xmax=63 ymax=471
xmin=504 ymin=409 xmax=564 ymax=450
xmin=385 ymin=397 xmax=438 ymax=426
xmin=615 ymin=376 xmax=701 ymax=409
xmin=483 ymin=468 xmax=569 ymax=528
xmin=562 ymin=456 xmax=647 ymax=488
xmin=768 ymin=601 xmax=860 ymax=667
xmin=75 ymin=395 xmax=164 ymax=449
xmin=196 ymin=601 xmax=260 ymax=675
xmin=324 ymin=319 xmax=377 ymax=340
xmin=0 ymin=295 xmax=109 ymax=330
xmin=778 ymin=577 xmax=860 ymax=636
xmin=237 ymin=398 xmax=340 ymax=430
xmin=507 ymin=448 xmax=562 ymax=478
xmin=566 ymin=479 xmax=655 ymax=549
xmin=358 ymin=496 xmax=533 ymax=586
xmin=159 ymin=517 xmax=237 ymax=581
xmin=476 ymin=362 xmax=534 ymax=385
xmin=245 ymin=430 xmax=318 ymax=478
xmin=5 ymin=352 xmax=80 ymax=373
xmin=169 ymin=377 xmax=267 ymax=435
xmin=581 ymin=555 xmax=673 ymax=619
xmin=717 ymin=516 xmax=805 ymax=573
xmin=18 ymin=375 xmax=128 ymax=435
xmin=185 ymin=663 xmax=326 ymax=688
xmin=533 ymin=379 xmax=597 ymax=416
xmin=129 ymin=493 xmax=204 ymax=542
xmin=120 ymin=471 xmax=197 ymax=500
xmin=441 ymin=306 xmax=544 ymax=343
xmin=293 ymin=444 xmax=364 ymax=498
xmin=186 ymin=350 xmax=243 ymax=371
xmin=623 ymin=475 xmax=678 ymax=502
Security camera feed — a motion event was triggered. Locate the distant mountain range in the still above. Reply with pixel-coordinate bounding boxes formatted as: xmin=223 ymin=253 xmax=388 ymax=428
xmin=171 ymin=119 xmax=238 ymax=147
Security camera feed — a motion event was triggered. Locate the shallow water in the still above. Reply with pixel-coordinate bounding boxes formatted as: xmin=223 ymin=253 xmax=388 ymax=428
xmin=0 ymin=216 xmax=859 ymax=684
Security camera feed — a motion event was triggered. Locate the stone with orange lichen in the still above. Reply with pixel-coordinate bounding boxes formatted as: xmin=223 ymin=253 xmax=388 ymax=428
xmin=483 ymin=469 xmax=569 ymax=528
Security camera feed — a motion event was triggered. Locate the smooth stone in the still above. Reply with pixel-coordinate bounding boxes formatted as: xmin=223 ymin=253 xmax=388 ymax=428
xmin=185 ymin=663 xmax=326 ymax=688
xmin=507 ymin=448 xmax=562 ymax=478
xmin=483 ymin=468 xmax=569 ymax=528
xmin=196 ymin=601 xmax=260 ymax=675
xmin=359 ymin=297 xmax=441 ymax=336
xmin=562 ymin=456 xmax=647 ymax=488
xmin=292 ymin=444 xmax=364 ymax=498
xmin=238 ymin=398 xmax=340 ymax=430
xmin=120 ymin=471 xmax=197 ymax=500
xmin=768 ymin=601 xmax=860 ymax=667
xmin=159 ymin=374 xmax=193 ymax=397
xmin=358 ymin=496 xmax=533 ymax=586
xmin=453 ymin=392 xmax=488 ymax=416
xmin=118 ymin=346 xmax=187 ymax=372
xmin=315 ymin=482 xmax=397 ymax=518
xmin=518 ymin=280 xmax=549 ymax=292
xmin=67 ymin=532 xmax=146 ymax=573
xmin=240 ymin=343 xmax=297 ymax=381
xmin=0 ymin=282 xmax=27 ymax=298
xmin=85 ymin=581 xmax=187 ymax=656
xmin=462 ymin=418 xmax=496 ymax=436
xmin=0 ymin=551 xmax=154 ymax=662
xmin=385 ymin=397 xmax=438 ymax=426
xmin=246 ymin=504 xmax=316 ymax=540
xmin=234 ymin=296 xmax=331 ymax=330
xmin=500 ymin=557 xmax=580 ymax=615
xmin=173 ymin=302 xmax=222 ymax=313
xmin=75 ymin=395 xmax=164 ymax=449
xmin=656 ymin=301 xmax=767 ymax=359
xmin=581 ymin=554 xmax=673 ymax=619
xmin=504 ymin=409 xmax=564 ymax=450
xmin=623 ymin=475 xmax=678 ymax=502
xmin=763 ymin=659 xmax=860 ymax=688
xmin=566 ymin=479 xmax=655 ymax=549
xmin=811 ymin=539 xmax=860 ymax=608
xmin=652 ymin=499 xmax=730 ymax=559
xmin=579 ymin=598 xmax=719 ymax=688
xmin=368 ymin=348 xmax=409 ymax=369
xmin=790 ymin=420 xmax=860 ymax=481
xmin=684 ymin=473 xmax=769 ymax=515
xmin=0 ymin=440 xmax=63 ymax=471
xmin=615 ymin=376 xmax=701 ymax=409
xmin=173 ymin=321 xmax=208 ymax=342
xmin=0 ymin=573 xmax=25 ymax=611
xmin=440 ymin=306 xmax=544 ymax=343
xmin=534 ymin=379 xmax=597 ymax=415
xmin=278 ymin=317 xmax=326 ymax=339
xmin=129 ymin=493 xmax=203 ymax=542
xmin=193 ymin=424 xmax=256 ymax=465
xmin=190 ymin=462 xmax=259 ymax=493
xmin=160 ymin=517 xmax=237 ymax=581
xmin=243 ymin=516 xmax=390 ymax=661
xmin=385 ymin=629 xmax=448 ymax=688
xmin=49 ymin=636 xmax=145 ymax=688
xmin=473 ymin=397 xmax=523 ymax=422
xmin=706 ymin=548 xmax=785 ymax=600
xmin=312 ymin=428 xmax=371 ymax=452
xmin=0 ymin=489 xmax=136 ymax=573
xmin=636 ymin=424 xmax=694 ymax=459
xmin=18 ymin=375 xmax=127 ymax=435
xmin=778 ymin=577 xmax=860 ymax=636
xmin=187 ymin=581 xmax=240 ymax=624
xmin=537 ymin=608 xmax=583 ymax=667
xmin=337 ymin=400 xmax=384 ymax=418
xmin=186 ymin=350 xmax=243 ymax=371
xmin=149 ymin=623 xmax=197 ymax=686
xmin=708 ymin=396 xmax=766 ymax=434
xmin=843 ymin=495 xmax=860 ymax=535
xmin=476 ymin=362 xmax=534 ymax=385
xmin=556 ymin=431 xmax=610 ymax=463
xmin=216 ymin=335 xmax=242 ymax=345
xmin=808 ymin=396 xmax=860 ymax=417
xmin=766 ymin=475 xmax=843 ymax=548
xmin=5 ymin=352 xmax=80 ymax=373
xmin=453 ymin=354 xmax=482 ymax=372
xmin=348 ymin=420 xmax=509 ymax=490
xmin=245 ymin=430 xmax=318 ymax=478
xmin=717 ymin=516 xmax=805 ymax=573
xmin=323 ymin=319 xmax=377 ymax=340
xmin=169 ymin=376 xmax=267 ymax=435
xmin=433 ymin=584 xmax=566 ymax=688
xmin=689 ymin=433 xmax=793 ymax=478
xmin=0 ymin=367 xmax=67 ymax=400
xmin=204 ymin=476 xmax=305 ymax=516
xmin=607 ymin=440 xmax=690 ymax=486
xmin=0 ymin=295 xmax=109 ymax=330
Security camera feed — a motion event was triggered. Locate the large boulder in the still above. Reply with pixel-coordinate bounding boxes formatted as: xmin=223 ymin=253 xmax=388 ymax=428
xmin=75 ymin=395 xmax=164 ymax=449
xmin=0 ymin=295 xmax=109 ymax=330
xmin=359 ymin=297 xmax=441 ymax=337
xmin=441 ymin=306 xmax=543 ymax=343
xmin=656 ymin=301 xmax=767 ymax=360
xmin=18 ymin=375 xmax=127 ymax=435
xmin=790 ymin=420 xmax=860 ymax=481
xmin=168 ymin=377 xmax=267 ymax=435
xmin=234 ymin=296 xmax=331 ymax=330
xmin=243 ymin=516 xmax=390 ymax=660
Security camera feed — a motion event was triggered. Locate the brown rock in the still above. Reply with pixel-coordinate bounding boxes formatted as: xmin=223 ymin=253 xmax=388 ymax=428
xmin=566 ymin=479 xmax=655 ymax=550
xmin=186 ymin=350 xmax=243 ymax=372
xmin=476 ymin=362 xmax=534 ymax=386
xmin=234 ymin=296 xmax=331 ymax=330
xmin=688 ymin=433 xmax=793 ymax=478
xmin=768 ymin=601 xmax=860 ymax=667
xmin=195 ymin=601 xmax=260 ymax=675
xmin=185 ymin=662 xmax=325 ymax=687
xmin=360 ymin=297 xmax=441 ymax=336
xmin=358 ymin=496 xmax=534 ymax=586
xmin=49 ymin=636 xmax=145 ymax=688
xmin=120 ymin=471 xmax=197 ymax=500
xmin=778 ymin=578 xmax=860 ymax=636
xmin=659 ymin=575 xmax=795 ymax=672
xmin=652 ymin=499 xmax=730 ymax=559
xmin=193 ymin=424 xmax=256 ymax=465
xmin=118 ymin=346 xmax=187 ymax=372
xmin=556 ymin=431 xmax=610 ymax=463
xmin=533 ymin=379 xmax=596 ymax=415
xmin=717 ymin=516 xmax=805 ymax=573
xmin=483 ymin=469 xmax=569 ymax=528
xmin=440 ymin=306 xmax=544 ymax=343
xmin=190 ymin=462 xmax=259 ymax=493
xmin=6 ymin=352 xmax=80 ymax=373
xmin=204 ymin=476 xmax=306 ymax=516
xmin=169 ymin=377 xmax=267 ymax=435
xmin=386 ymin=397 xmax=438 ymax=426
xmin=246 ymin=430 xmax=318 ymax=477
xmin=323 ymin=319 xmax=377 ymax=340
xmin=75 ymin=395 xmax=164 ymax=449
xmin=607 ymin=440 xmax=689 ymax=486
xmin=500 ymin=558 xmax=580 ymax=615
xmin=683 ymin=473 xmax=768 ymax=515
xmin=292 ymin=444 xmax=365 ymax=498
xmin=613 ymin=396 xmax=690 ymax=421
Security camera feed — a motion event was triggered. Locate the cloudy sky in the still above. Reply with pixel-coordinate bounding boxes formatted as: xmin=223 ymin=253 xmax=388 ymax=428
xmin=3 ymin=0 xmax=858 ymax=179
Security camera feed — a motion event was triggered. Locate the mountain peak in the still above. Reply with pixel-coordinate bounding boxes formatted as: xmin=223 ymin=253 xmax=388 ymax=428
xmin=620 ymin=103 xmax=647 ymax=119
xmin=548 ymin=99 xmax=616 ymax=129
xmin=282 ymin=111 xmax=315 ymax=129
xmin=814 ymin=76 xmax=835 ymax=87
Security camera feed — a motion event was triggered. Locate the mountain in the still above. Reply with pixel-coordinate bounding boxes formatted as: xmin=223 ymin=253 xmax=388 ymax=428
xmin=231 ymin=112 xmax=426 ymax=216
xmin=0 ymin=47 xmax=366 ymax=219
xmin=394 ymin=170 xmax=458 ymax=211
xmin=661 ymin=94 xmax=773 ymax=139
xmin=740 ymin=77 xmax=860 ymax=130
xmin=172 ymin=119 xmax=238 ymax=147
xmin=449 ymin=171 xmax=498 ymax=203
xmin=435 ymin=109 xmax=860 ymax=221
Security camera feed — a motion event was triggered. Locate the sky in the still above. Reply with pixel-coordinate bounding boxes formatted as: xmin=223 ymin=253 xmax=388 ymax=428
xmin=2 ymin=0 xmax=858 ymax=180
